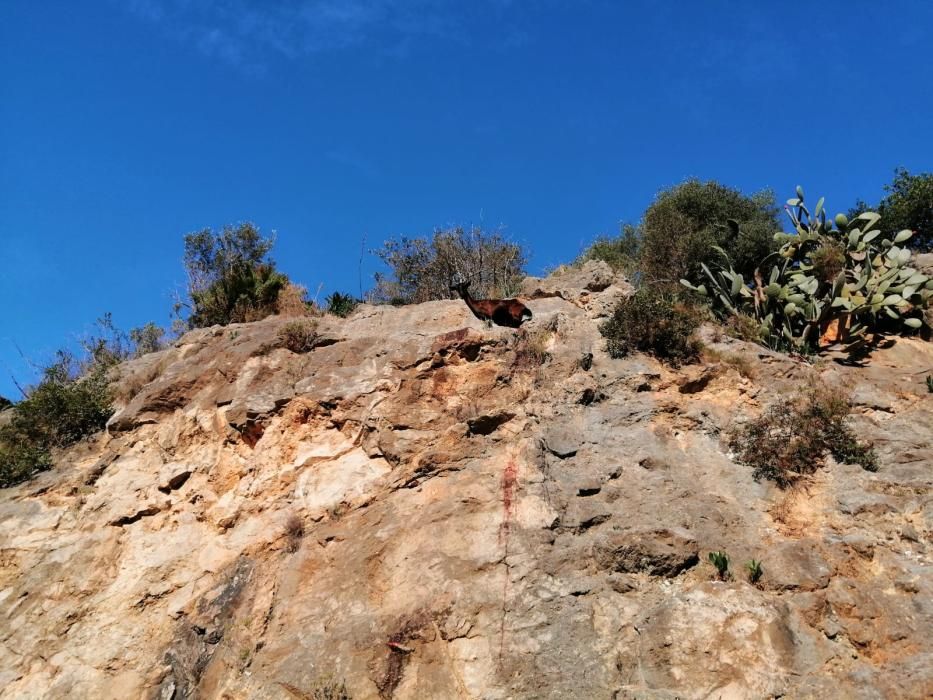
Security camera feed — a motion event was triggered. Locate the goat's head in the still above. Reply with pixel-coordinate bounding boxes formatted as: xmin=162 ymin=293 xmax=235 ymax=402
xmin=449 ymin=272 xmax=470 ymax=294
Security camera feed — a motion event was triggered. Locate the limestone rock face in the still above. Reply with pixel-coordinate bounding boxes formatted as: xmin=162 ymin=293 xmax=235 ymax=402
xmin=1 ymin=266 xmax=932 ymax=699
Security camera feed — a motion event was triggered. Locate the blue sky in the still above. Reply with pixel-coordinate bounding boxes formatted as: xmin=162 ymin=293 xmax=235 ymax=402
xmin=1 ymin=1 xmax=931 ymax=398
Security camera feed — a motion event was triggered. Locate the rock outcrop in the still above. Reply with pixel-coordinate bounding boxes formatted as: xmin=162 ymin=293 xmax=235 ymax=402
xmin=1 ymin=264 xmax=931 ymax=699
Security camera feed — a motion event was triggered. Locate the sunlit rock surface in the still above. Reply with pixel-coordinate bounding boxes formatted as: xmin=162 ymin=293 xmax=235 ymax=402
xmin=1 ymin=262 xmax=931 ymax=699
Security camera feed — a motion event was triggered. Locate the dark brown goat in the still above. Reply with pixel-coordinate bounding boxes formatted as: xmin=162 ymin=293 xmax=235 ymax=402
xmin=450 ymin=278 xmax=532 ymax=328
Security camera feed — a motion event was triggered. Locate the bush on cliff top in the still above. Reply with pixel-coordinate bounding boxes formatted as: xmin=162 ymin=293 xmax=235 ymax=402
xmin=581 ymin=179 xmax=779 ymax=289
xmin=850 ymin=168 xmax=933 ymax=253
xmin=0 ymin=314 xmax=151 ymax=488
xmin=600 ymin=288 xmax=706 ymax=366
xmin=178 ymin=223 xmax=289 ymax=328
xmin=0 ymin=352 xmax=113 ymax=487
xmin=682 ymin=187 xmax=932 ymax=357
xmin=371 ymin=226 xmax=527 ymax=304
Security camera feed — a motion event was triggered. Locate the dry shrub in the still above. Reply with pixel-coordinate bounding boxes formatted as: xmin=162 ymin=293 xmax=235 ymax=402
xmin=277 ymin=679 xmax=350 ymax=700
xmin=702 ymin=347 xmax=755 ymax=379
xmin=371 ymin=226 xmax=527 ymax=304
xmin=232 ymin=298 xmax=277 ymax=324
xmin=810 ymin=241 xmax=846 ymax=283
xmin=284 ymin=513 xmax=304 ymax=553
xmin=729 ymin=385 xmax=877 ymax=488
xmin=309 ymin=680 xmax=350 ymax=700
xmin=512 ymin=327 xmax=553 ymax=371
xmin=277 ymin=320 xmax=318 ymax=354
xmin=277 ymin=283 xmax=313 ymax=317
xmin=723 ymin=313 xmax=763 ymax=343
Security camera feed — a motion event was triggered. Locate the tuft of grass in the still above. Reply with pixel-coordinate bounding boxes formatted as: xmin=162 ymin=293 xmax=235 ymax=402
xmin=927 ymin=375 xmax=933 ymax=393
xmin=277 ymin=320 xmax=319 ymax=354
xmin=746 ymin=559 xmax=763 ymax=585
xmin=723 ymin=313 xmax=763 ymax=343
xmin=729 ymin=385 xmax=878 ymax=488
xmin=310 ymin=679 xmax=351 ymax=700
xmin=511 ymin=327 xmax=552 ymax=371
xmin=600 ymin=288 xmax=706 ymax=367
xmin=284 ymin=513 xmax=304 ymax=553
xmin=702 ymin=347 xmax=755 ymax=379
xmin=708 ymin=551 xmax=730 ymax=580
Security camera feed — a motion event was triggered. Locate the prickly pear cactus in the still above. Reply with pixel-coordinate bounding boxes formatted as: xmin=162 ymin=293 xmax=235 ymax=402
xmin=682 ymin=187 xmax=932 ymax=355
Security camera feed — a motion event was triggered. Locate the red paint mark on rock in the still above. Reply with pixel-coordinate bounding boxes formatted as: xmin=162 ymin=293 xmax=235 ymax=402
xmin=498 ymin=457 xmax=519 ymax=665
xmin=499 ymin=458 xmax=518 ymax=545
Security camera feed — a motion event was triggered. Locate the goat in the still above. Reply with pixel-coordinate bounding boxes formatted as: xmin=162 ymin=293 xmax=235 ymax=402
xmin=449 ymin=275 xmax=532 ymax=328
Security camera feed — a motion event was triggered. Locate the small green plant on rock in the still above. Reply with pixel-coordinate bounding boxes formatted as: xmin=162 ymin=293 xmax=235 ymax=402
xmin=729 ymin=385 xmax=878 ymax=488
xmin=926 ymin=375 xmax=933 ymax=393
xmin=600 ymin=288 xmax=706 ymax=367
xmin=746 ymin=559 xmax=763 ymax=585
xmin=708 ymin=551 xmax=730 ymax=580
xmin=309 ymin=678 xmax=351 ymax=700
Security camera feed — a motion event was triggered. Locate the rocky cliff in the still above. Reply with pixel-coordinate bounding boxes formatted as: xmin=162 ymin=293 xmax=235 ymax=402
xmin=1 ymin=262 xmax=931 ymax=699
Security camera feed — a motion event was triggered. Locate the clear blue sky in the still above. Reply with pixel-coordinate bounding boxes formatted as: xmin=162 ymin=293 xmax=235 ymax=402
xmin=2 ymin=1 xmax=931 ymax=398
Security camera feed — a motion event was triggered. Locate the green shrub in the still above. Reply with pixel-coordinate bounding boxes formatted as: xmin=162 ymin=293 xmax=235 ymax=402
xmin=927 ymin=375 xmax=933 ymax=393
xmin=600 ymin=288 xmax=705 ymax=366
xmin=277 ymin=320 xmax=318 ymax=353
xmin=0 ymin=396 xmax=11 ymax=411
xmin=746 ymin=559 xmax=763 ymax=585
xmin=371 ymin=226 xmax=526 ymax=304
xmin=578 ymin=223 xmax=641 ymax=275
xmin=683 ymin=187 xmax=932 ymax=356
xmin=0 ymin=314 xmax=138 ymax=488
xmin=851 ymin=168 xmax=933 ymax=252
xmin=729 ymin=386 xmax=878 ymax=489
xmin=708 ymin=551 xmax=730 ymax=580
xmin=0 ymin=352 xmax=114 ymax=487
xmin=178 ymin=223 xmax=289 ymax=328
xmin=326 ymin=292 xmax=359 ymax=318
xmin=129 ymin=322 xmax=166 ymax=357
xmin=0 ymin=439 xmax=52 ymax=486
xmin=639 ymin=179 xmax=779 ymax=287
